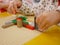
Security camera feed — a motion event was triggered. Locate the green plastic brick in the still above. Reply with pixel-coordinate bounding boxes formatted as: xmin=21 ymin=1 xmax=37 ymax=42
xmin=12 ymin=19 xmax=17 ymax=24
xmin=19 ymin=16 xmax=27 ymax=21
xmin=22 ymin=20 xmax=29 ymax=24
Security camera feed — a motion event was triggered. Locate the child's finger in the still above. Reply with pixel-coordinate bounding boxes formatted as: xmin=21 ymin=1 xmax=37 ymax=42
xmin=38 ymin=23 xmax=44 ymax=32
xmin=13 ymin=2 xmax=18 ymax=13
xmin=36 ymin=15 xmax=44 ymax=25
xmin=8 ymin=1 xmax=16 ymax=14
xmin=36 ymin=16 xmax=40 ymax=24
xmin=42 ymin=23 xmax=51 ymax=31
xmin=17 ymin=0 xmax=22 ymax=7
xmin=11 ymin=5 xmax=16 ymax=14
xmin=40 ymin=20 xmax=48 ymax=29
xmin=39 ymin=15 xmax=46 ymax=26
xmin=7 ymin=4 xmax=12 ymax=14
xmin=7 ymin=1 xmax=12 ymax=13
xmin=6 ymin=0 xmax=16 ymax=14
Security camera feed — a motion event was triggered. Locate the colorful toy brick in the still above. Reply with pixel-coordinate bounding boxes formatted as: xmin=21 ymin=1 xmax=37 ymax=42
xmin=2 ymin=23 xmax=14 ymax=28
xmin=23 ymin=24 xmax=35 ymax=30
xmin=19 ymin=16 xmax=27 ymax=21
xmin=12 ymin=19 xmax=17 ymax=24
xmin=16 ymin=18 xmax=23 ymax=27
xmin=22 ymin=20 xmax=29 ymax=24
xmin=2 ymin=16 xmax=35 ymax=30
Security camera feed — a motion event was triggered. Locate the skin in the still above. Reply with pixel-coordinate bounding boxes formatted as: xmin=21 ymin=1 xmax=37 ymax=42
xmin=7 ymin=0 xmax=22 ymax=14
xmin=0 ymin=0 xmax=22 ymax=14
xmin=0 ymin=0 xmax=60 ymax=32
xmin=36 ymin=10 xmax=60 ymax=31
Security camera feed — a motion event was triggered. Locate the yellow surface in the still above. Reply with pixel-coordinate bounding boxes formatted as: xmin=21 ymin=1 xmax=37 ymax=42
xmin=0 ymin=12 xmax=12 ymax=18
xmin=24 ymin=25 xmax=60 ymax=45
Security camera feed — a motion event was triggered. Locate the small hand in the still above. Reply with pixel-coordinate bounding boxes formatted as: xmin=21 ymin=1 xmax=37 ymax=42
xmin=7 ymin=0 xmax=22 ymax=14
xmin=36 ymin=10 xmax=60 ymax=31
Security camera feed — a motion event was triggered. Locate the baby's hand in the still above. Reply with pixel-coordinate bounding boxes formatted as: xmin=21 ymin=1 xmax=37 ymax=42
xmin=36 ymin=11 xmax=60 ymax=31
xmin=7 ymin=0 xmax=22 ymax=14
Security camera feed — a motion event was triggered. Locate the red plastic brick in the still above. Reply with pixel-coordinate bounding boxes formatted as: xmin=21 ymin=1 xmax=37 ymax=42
xmin=23 ymin=24 xmax=35 ymax=30
xmin=16 ymin=18 xmax=22 ymax=20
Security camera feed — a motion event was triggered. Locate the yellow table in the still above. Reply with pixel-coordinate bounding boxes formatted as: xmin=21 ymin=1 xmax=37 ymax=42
xmin=24 ymin=25 xmax=60 ymax=45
